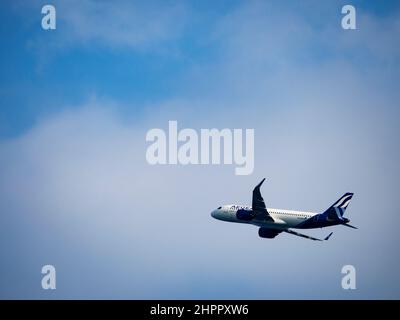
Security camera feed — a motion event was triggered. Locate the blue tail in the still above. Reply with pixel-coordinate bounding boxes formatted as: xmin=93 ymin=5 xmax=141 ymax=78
xmin=322 ymin=192 xmax=354 ymax=221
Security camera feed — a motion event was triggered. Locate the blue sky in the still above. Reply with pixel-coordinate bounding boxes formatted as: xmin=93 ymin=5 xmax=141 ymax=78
xmin=0 ymin=0 xmax=399 ymax=299
xmin=2 ymin=0 xmax=398 ymax=137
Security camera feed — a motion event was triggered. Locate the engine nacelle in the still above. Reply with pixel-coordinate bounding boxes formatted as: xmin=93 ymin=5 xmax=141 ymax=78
xmin=258 ymin=228 xmax=280 ymax=238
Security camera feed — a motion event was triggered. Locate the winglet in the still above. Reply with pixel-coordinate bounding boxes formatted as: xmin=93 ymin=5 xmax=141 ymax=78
xmin=324 ymin=232 xmax=333 ymax=241
xmin=255 ymin=178 xmax=266 ymax=189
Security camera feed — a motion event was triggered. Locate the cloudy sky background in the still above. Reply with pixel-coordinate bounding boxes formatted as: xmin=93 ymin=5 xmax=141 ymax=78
xmin=0 ymin=0 xmax=399 ymax=299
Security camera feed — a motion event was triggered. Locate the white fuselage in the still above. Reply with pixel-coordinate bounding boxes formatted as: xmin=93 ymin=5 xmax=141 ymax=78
xmin=211 ymin=205 xmax=318 ymax=230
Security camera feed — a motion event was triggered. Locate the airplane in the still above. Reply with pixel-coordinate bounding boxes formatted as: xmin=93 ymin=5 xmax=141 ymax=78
xmin=211 ymin=178 xmax=356 ymax=241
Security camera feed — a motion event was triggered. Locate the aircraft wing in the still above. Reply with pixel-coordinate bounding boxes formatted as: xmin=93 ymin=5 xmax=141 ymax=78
xmin=284 ymin=229 xmax=333 ymax=241
xmin=252 ymin=178 xmax=274 ymax=221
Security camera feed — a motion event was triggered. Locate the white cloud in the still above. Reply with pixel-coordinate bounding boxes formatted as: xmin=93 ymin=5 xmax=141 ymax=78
xmin=16 ymin=0 xmax=188 ymax=55
xmin=0 ymin=84 xmax=399 ymax=298
xmin=59 ymin=0 xmax=188 ymax=51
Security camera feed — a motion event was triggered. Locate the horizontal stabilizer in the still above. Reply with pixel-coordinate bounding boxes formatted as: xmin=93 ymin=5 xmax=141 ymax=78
xmin=343 ymin=223 xmax=358 ymax=229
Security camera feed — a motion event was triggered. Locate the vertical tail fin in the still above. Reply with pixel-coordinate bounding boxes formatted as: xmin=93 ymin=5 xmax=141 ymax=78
xmin=323 ymin=193 xmax=354 ymax=221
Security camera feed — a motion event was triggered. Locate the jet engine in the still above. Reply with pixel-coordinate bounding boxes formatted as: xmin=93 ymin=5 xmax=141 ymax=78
xmin=258 ymin=228 xmax=280 ymax=238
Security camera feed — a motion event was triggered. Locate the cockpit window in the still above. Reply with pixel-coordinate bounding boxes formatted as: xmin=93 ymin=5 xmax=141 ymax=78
xmin=217 ymin=206 xmax=222 ymax=209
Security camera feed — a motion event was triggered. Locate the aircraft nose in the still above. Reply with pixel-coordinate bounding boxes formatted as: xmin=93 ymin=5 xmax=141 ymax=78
xmin=211 ymin=209 xmax=222 ymax=220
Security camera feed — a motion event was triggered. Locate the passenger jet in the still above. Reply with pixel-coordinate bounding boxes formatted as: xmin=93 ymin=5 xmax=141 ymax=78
xmin=211 ymin=178 xmax=356 ymax=241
